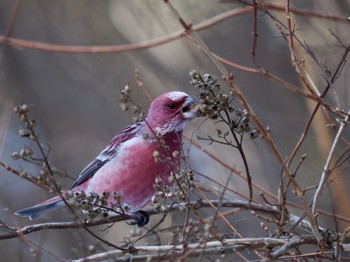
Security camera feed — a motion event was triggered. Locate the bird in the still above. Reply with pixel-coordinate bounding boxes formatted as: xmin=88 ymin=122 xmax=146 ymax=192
xmin=14 ymin=91 xmax=198 ymax=225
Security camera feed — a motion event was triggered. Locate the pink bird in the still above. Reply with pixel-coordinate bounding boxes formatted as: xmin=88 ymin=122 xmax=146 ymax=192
xmin=14 ymin=91 xmax=197 ymax=225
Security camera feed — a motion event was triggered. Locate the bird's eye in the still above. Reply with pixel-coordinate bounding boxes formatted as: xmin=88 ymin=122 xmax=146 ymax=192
xmin=167 ymin=103 xmax=176 ymax=110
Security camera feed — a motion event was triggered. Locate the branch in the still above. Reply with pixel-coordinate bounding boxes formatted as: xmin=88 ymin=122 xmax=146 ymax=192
xmin=312 ymin=110 xmax=350 ymax=214
xmin=72 ymin=236 xmax=317 ymax=262
xmin=261 ymin=236 xmax=307 ymax=262
xmin=0 ymin=3 xmax=346 ymax=53
xmin=1 ymin=199 xmax=282 ymax=240
xmin=0 ymin=7 xmax=254 ymax=53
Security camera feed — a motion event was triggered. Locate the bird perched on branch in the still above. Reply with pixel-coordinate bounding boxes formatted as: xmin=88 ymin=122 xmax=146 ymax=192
xmin=14 ymin=91 xmax=198 ymax=226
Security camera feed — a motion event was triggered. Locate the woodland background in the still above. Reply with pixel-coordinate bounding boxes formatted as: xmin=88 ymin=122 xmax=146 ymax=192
xmin=1 ymin=0 xmax=350 ymax=261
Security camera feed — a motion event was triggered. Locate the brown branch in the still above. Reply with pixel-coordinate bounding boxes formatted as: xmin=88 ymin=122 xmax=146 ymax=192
xmin=251 ymin=0 xmax=259 ymax=66
xmin=0 ymin=3 xmax=346 ymax=54
xmin=0 ymin=7 xmax=254 ymax=53
xmin=285 ymin=0 xmax=296 ymax=63
xmin=0 ymin=200 xmax=279 ymax=240
xmin=0 ymin=161 xmax=50 ymax=191
xmin=287 ymin=45 xmax=350 ymax=167
xmin=0 ymin=0 xmax=22 ymax=60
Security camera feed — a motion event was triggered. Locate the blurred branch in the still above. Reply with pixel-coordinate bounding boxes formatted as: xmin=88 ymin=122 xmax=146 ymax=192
xmin=0 ymin=3 xmax=347 ymax=53
xmin=287 ymin=36 xmax=350 ymax=168
xmin=0 ymin=6 xmax=254 ymax=53
xmin=0 ymin=0 xmax=22 ymax=61
xmin=0 ymin=100 xmax=14 ymax=158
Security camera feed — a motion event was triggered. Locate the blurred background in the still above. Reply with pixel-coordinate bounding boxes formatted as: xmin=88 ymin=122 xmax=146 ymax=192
xmin=1 ymin=0 xmax=350 ymax=261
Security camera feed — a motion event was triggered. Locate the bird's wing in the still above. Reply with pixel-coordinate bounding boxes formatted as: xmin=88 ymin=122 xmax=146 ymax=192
xmin=70 ymin=122 xmax=144 ymax=189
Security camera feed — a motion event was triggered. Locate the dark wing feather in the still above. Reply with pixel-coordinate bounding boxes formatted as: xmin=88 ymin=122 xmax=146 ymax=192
xmin=70 ymin=159 xmax=107 ymax=189
xmin=70 ymin=122 xmax=143 ymax=189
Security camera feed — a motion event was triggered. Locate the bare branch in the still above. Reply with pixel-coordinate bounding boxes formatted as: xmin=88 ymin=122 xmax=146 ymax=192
xmin=312 ymin=110 xmax=350 ymax=214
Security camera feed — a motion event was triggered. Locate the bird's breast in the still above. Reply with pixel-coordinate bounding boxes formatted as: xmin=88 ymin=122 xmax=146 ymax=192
xmin=85 ymin=135 xmax=182 ymax=210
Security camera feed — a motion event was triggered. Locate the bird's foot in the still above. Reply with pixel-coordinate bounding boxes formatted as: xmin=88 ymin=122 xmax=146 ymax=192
xmin=128 ymin=210 xmax=149 ymax=227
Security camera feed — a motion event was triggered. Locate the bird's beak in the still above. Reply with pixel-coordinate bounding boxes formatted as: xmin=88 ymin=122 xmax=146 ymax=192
xmin=181 ymin=97 xmax=198 ymax=119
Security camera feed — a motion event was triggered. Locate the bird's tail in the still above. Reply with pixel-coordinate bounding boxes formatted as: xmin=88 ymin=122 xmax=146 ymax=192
xmin=14 ymin=196 xmax=65 ymax=220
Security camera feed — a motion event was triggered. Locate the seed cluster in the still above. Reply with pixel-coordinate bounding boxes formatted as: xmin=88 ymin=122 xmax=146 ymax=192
xmin=65 ymin=190 xmax=127 ymax=220
xmin=14 ymin=104 xmax=37 ymax=140
xmin=152 ymin=169 xmax=196 ymax=213
xmin=12 ymin=104 xmax=64 ymax=189
xmin=190 ymin=70 xmax=259 ymax=139
xmin=120 ymin=85 xmax=146 ymax=123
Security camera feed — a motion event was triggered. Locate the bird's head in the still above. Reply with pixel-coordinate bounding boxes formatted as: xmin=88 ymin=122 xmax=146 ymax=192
xmin=146 ymin=91 xmax=198 ymax=134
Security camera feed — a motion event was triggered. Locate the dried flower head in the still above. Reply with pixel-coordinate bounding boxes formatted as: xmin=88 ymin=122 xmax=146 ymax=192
xmin=119 ymin=85 xmax=146 ymax=123
xmin=190 ymin=70 xmax=259 ymax=139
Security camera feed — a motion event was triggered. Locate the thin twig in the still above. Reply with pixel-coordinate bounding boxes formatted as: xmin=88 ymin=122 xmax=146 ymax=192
xmin=312 ymin=110 xmax=350 ymax=214
xmin=251 ymin=0 xmax=259 ymax=66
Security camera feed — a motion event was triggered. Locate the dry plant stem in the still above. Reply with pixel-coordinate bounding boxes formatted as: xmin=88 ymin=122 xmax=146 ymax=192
xmin=180 ymin=149 xmax=196 ymax=244
xmin=185 ymin=36 xmax=349 ymax=120
xmin=195 ymin=187 xmax=264 ymax=259
xmin=339 ymin=226 xmax=350 ymax=247
xmin=165 ymin=3 xmax=253 ymax=202
xmin=20 ymin=113 xmax=55 ymax=178
xmin=287 ymin=45 xmax=350 ymax=167
xmin=0 ymin=0 xmax=22 ymax=61
xmin=277 ymin=160 xmax=289 ymax=236
xmin=139 ymin=73 xmax=291 ymax=219
xmin=187 ymin=136 xmax=311 ymax=217
xmin=0 ymin=200 xmax=280 ymax=239
xmin=0 ymin=100 xmax=13 ymax=157
xmin=196 ymin=175 xmax=234 ymax=262
xmin=195 ymin=171 xmax=247 ymax=200
xmin=288 ymin=213 xmax=326 ymax=233
xmin=266 ymin=1 xmax=350 ymax=157
xmin=179 ymin=7 xmax=350 ymax=231
xmin=251 ymin=0 xmax=259 ymax=66
xmin=72 ymin=236 xmax=317 ymax=262
xmin=332 ymin=147 xmax=350 ymax=168
xmin=31 ymin=240 xmax=66 ymax=262
xmin=16 ymin=111 xmax=127 ymax=251
xmin=312 ymin=110 xmax=350 ymax=214
xmin=264 ymin=0 xmax=349 ymax=121
xmin=168 ymin=1 xmax=322 ymax=245
xmin=0 ymin=7 xmax=254 ymax=53
xmin=0 ymin=161 xmax=50 ymax=191
xmin=4 ymin=3 xmax=350 ymax=260
xmin=261 ymin=2 xmax=350 ymax=240
xmin=126 ymin=212 xmax=168 ymax=248
xmin=0 ymin=3 xmax=347 ymax=53
xmin=285 ymin=0 xmax=295 ymax=63
xmin=134 ymin=69 xmax=152 ymax=102
xmin=9 ymin=231 xmax=66 ymax=262
xmin=261 ymin=235 xmax=304 ymax=262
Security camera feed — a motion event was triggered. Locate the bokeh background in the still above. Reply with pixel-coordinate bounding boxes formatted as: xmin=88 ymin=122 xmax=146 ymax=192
xmin=1 ymin=0 xmax=350 ymax=261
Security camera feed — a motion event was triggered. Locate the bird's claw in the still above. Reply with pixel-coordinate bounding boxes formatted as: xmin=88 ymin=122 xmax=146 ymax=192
xmin=129 ymin=210 xmax=149 ymax=227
